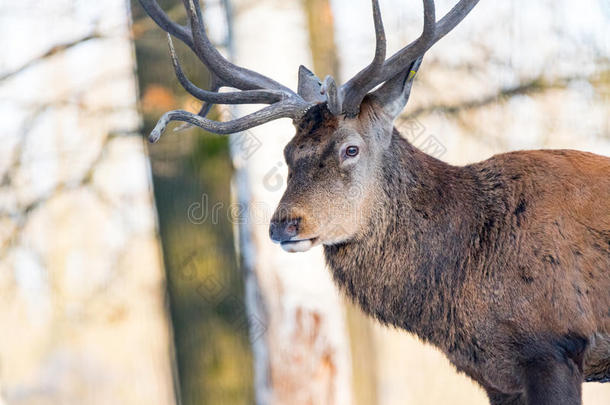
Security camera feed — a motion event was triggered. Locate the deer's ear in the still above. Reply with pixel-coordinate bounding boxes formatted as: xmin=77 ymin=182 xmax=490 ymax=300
xmin=369 ymin=57 xmax=423 ymax=122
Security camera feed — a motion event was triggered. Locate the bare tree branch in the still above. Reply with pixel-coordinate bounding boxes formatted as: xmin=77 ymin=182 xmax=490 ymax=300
xmin=0 ymin=33 xmax=102 ymax=82
xmin=408 ymin=75 xmax=582 ymax=118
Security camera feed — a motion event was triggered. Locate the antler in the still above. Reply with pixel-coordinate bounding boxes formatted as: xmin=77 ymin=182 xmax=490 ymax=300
xmin=139 ymin=0 xmax=479 ymax=142
xmin=138 ymin=0 xmax=312 ymax=142
xmin=340 ymin=0 xmax=479 ymax=116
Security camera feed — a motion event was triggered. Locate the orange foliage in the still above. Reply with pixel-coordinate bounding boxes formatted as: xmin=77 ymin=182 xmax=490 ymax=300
xmin=141 ymin=84 xmax=176 ymax=113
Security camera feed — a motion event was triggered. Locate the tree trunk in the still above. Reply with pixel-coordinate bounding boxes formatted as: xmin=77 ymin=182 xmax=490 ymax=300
xmin=221 ymin=1 xmax=354 ymax=404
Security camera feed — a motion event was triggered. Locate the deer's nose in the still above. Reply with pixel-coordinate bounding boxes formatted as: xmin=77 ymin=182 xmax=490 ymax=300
xmin=269 ymin=218 xmax=300 ymax=243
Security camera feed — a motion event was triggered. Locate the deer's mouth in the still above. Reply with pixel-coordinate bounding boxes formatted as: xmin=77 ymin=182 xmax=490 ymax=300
xmin=280 ymin=237 xmax=318 ymax=253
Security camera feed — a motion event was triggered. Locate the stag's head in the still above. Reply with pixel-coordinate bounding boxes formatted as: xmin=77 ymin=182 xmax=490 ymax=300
xmin=270 ymin=76 xmax=422 ymax=252
xmin=140 ymin=0 xmax=479 ymax=252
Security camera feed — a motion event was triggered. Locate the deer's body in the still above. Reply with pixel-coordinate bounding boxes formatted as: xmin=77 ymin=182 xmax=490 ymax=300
xmin=275 ymin=101 xmax=610 ymax=403
xmin=321 ymin=120 xmax=610 ymax=398
xmin=141 ymin=0 xmax=609 ymax=402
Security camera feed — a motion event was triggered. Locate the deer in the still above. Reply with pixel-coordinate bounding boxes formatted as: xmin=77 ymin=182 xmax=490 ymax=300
xmin=138 ymin=0 xmax=610 ymax=404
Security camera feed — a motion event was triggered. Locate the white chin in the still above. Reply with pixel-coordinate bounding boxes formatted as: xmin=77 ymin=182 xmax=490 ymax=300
xmin=280 ymin=239 xmax=314 ymax=253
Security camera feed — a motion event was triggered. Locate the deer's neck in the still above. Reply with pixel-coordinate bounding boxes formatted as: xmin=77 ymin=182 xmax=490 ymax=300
xmin=323 ymin=129 xmax=498 ymax=349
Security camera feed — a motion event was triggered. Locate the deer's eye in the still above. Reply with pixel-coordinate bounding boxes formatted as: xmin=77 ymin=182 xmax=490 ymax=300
xmin=345 ymin=146 xmax=359 ymax=158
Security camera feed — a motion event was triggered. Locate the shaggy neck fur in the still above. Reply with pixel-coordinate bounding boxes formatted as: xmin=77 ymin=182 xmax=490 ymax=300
xmin=323 ymin=128 xmax=508 ymax=354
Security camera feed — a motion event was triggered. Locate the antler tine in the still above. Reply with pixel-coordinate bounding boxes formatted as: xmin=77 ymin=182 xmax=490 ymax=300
xmin=339 ymin=0 xmax=480 ymax=116
xmin=149 ymin=99 xmax=309 ymax=142
xmin=168 ymin=34 xmax=286 ymax=105
xmin=429 ymin=0 xmax=479 ymax=45
xmin=195 ymin=75 xmax=220 ymax=119
xmin=183 ymin=0 xmax=297 ymax=95
xmin=139 ymin=0 xmax=194 ymax=50
xmin=139 ymin=0 xmax=297 ymax=95
xmin=339 ymin=0 xmax=435 ymax=116
xmin=341 ymin=0 xmax=387 ymax=116
xmin=168 ymin=34 xmax=288 ymax=133
xmin=376 ymin=0 xmax=479 ymax=85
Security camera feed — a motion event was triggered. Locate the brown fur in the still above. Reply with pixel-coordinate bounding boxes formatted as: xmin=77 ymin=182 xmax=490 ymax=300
xmin=271 ymin=100 xmax=610 ymax=404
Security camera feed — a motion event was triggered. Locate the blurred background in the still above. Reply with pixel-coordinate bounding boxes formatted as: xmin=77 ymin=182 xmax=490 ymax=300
xmin=0 ymin=0 xmax=608 ymax=404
